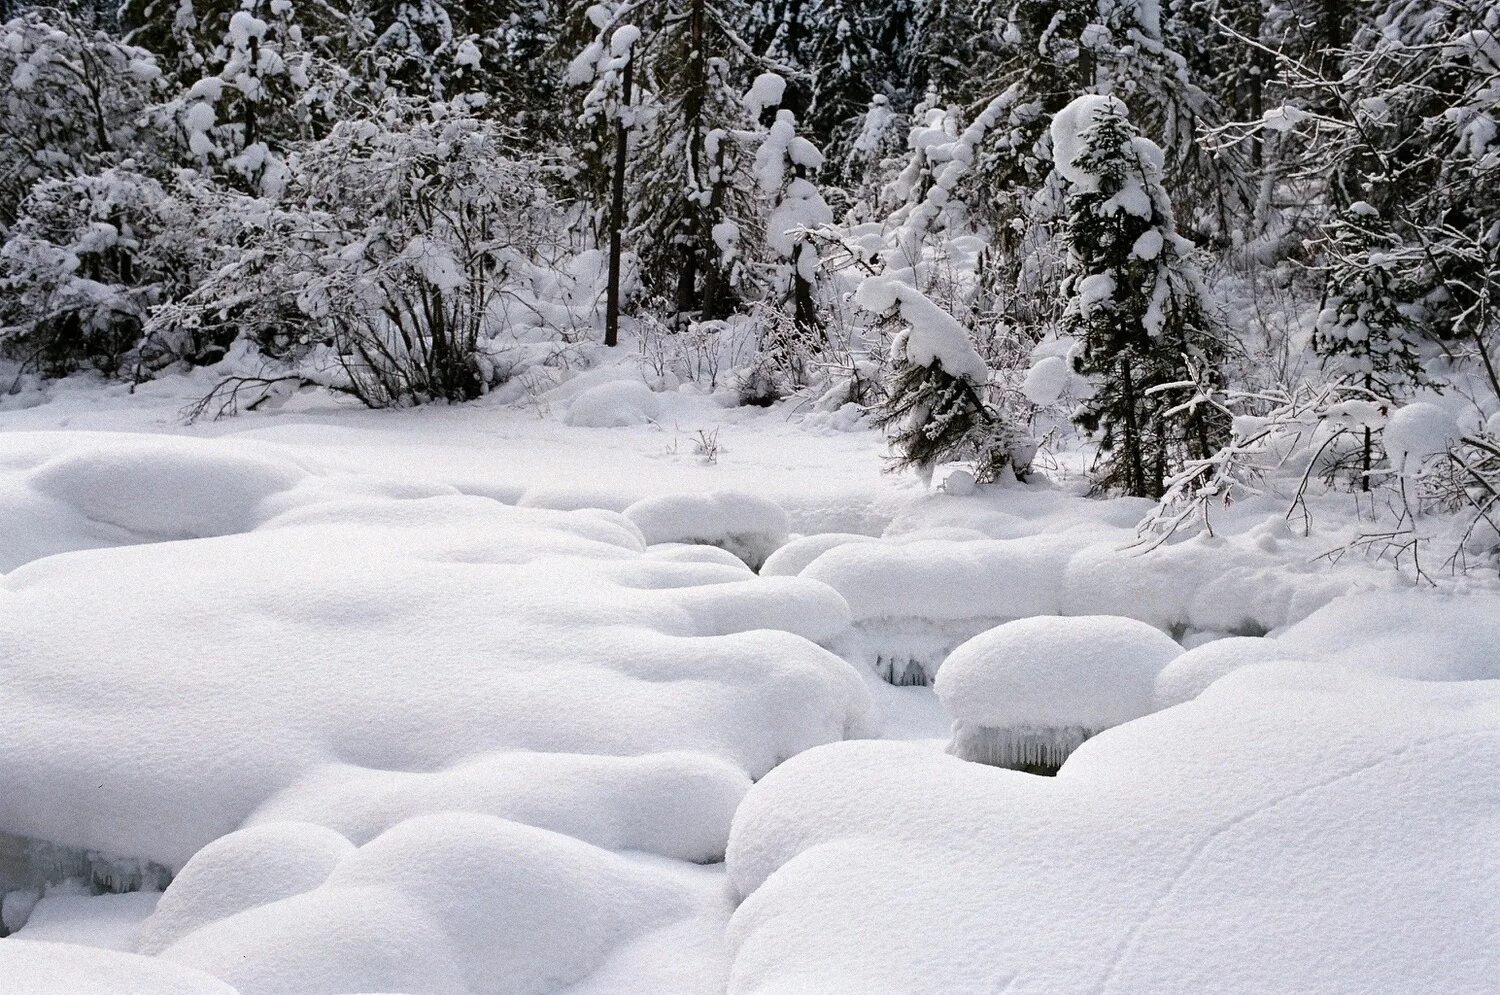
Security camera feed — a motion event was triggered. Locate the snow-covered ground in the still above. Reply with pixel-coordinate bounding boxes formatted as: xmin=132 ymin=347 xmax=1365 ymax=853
xmin=1 ymin=369 xmax=1496 ymax=994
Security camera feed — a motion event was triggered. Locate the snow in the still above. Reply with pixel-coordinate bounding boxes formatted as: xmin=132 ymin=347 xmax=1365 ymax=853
xmin=0 ymin=441 xmax=872 ymax=884
xmin=741 ymin=72 xmax=785 ymax=118
xmin=154 ymin=814 xmax=694 ymax=995
xmin=1022 ymin=354 xmax=1070 ymax=405
xmin=855 ymin=276 xmax=989 ymax=383
xmin=565 ymin=379 xmax=662 ymax=427
xmin=1383 ymin=401 xmax=1460 ymax=469
xmin=1 ymin=369 xmax=1497 ymax=994
xmin=726 ymin=662 xmax=1500 ymax=993
xmin=1 ymin=940 xmax=237 ymax=995
xmin=1152 ymin=636 xmax=1307 ymax=709
xmin=11 ymin=891 xmax=161 ymax=951
xmin=934 ymin=616 xmax=1180 ymax=768
xmin=935 ymin=615 xmax=1180 ymax=729
xmin=758 ymin=532 xmax=875 ymax=577
xmin=1049 ymin=94 xmax=1128 ymax=190
xmin=622 ymin=491 xmax=791 ymax=569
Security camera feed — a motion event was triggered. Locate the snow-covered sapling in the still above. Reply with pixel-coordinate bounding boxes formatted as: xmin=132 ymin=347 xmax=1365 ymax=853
xmin=860 ymin=275 xmax=1034 ymax=485
xmin=933 ymin=615 xmax=1180 ymax=774
xmin=1312 ymin=202 xmax=1432 ymax=488
xmin=1053 ymin=94 xmax=1229 ymax=498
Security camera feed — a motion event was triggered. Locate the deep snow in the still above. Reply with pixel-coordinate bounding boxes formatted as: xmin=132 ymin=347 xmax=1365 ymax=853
xmin=0 ymin=368 xmax=1496 ymax=994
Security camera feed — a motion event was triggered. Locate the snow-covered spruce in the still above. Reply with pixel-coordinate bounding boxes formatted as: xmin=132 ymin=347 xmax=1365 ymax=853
xmin=1052 ymin=94 xmax=1228 ymax=498
xmin=933 ymin=615 xmax=1180 ymax=774
xmin=858 ymin=275 xmax=1034 ymax=485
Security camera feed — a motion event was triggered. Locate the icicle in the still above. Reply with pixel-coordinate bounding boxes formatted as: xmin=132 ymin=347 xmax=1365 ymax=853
xmin=0 ymin=831 xmax=173 ymax=904
xmin=946 ymin=722 xmax=1097 ymax=776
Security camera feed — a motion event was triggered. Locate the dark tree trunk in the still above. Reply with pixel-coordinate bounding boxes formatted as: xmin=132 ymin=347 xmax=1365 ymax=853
xmin=604 ymin=56 xmax=633 ymax=348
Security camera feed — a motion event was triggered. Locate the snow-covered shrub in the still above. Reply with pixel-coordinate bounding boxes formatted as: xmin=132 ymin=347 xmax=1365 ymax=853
xmin=0 ymin=167 xmax=216 ymax=377
xmin=933 ymin=615 xmax=1181 ymax=774
xmin=1311 ymin=202 xmax=1433 ymax=486
xmin=0 ymin=7 xmax=166 ymax=227
xmin=160 ymin=99 xmax=565 ymax=407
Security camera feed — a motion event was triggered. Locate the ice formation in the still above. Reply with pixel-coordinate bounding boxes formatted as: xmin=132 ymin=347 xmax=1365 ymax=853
xmin=933 ymin=615 xmax=1180 ymax=772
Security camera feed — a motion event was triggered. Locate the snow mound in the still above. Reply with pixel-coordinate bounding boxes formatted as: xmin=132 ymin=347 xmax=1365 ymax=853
xmin=10 ymin=890 xmax=160 ymax=952
xmin=0 ymin=468 xmax=871 ymax=877
xmin=727 ymin=662 xmax=1500 ymax=993
xmin=1277 ymin=589 xmax=1500 ymax=682
xmin=565 ymin=379 xmax=663 ymax=428
xmin=1152 ymin=636 xmax=1308 ymax=709
xmin=1022 ymin=354 xmax=1071 ymax=405
xmin=934 ymin=615 xmax=1180 ymax=770
xmin=644 ymin=542 xmax=754 ymax=570
xmin=623 ymin=491 xmax=791 ymax=569
xmin=1383 ymin=401 xmax=1459 ymax=470
xmin=759 ymin=532 xmax=876 ymax=577
xmin=242 ymin=751 xmax=751 ymax=865
xmin=138 ymin=823 xmax=356 ymax=955
xmin=0 ymin=940 xmax=237 ymax=995
xmin=0 ymin=433 xmax=307 ymax=570
xmin=156 ymin=814 xmax=689 ymax=995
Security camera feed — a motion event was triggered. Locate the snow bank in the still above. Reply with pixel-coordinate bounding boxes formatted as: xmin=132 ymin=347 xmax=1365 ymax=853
xmin=155 ymin=815 xmax=690 ymax=995
xmin=565 ymin=379 xmax=663 ymax=428
xmin=798 ymin=506 xmax=1390 ymax=683
xmin=623 ymin=491 xmax=791 ymax=569
xmin=727 ymin=661 xmax=1500 ymax=993
xmin=934 ymin=615 xmax=1180 ymax=770
xmin=0 ymin=446 xmax=871 ymax=883
xmin=0 ymin=940 xmax=237 ymax=995
xmin=240 ymin=751 xmax=750 ymax=865
xmin=1153 ymin=590 xmax=1500 ymax=709
xmin=759 ymin=532 xmax=876 ymax=577
xmin=0 ymin=433 xmax=305 ymax=570
xmin=1152 ymin=636 xmax=1308 ymax=709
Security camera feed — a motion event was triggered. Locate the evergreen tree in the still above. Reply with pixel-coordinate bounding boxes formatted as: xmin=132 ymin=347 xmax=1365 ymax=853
xmin=1053 ymin=94 xmax=1228 ymax=498
xmin=1313 ymin=202 xmax=1432 ymax=488
xmin=861 ymin=276 xmax=1034 ymax=484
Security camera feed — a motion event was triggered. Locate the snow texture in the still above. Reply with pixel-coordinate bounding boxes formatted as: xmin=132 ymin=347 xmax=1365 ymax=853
xmin=622 ymin=491 xmax=792 ymax=569
xmin=727 ymin=660 xmax=1500 ymax=993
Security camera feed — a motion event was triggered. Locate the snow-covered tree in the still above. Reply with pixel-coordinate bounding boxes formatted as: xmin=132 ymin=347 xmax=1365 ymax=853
xmin=1053 ymin=94 xmax=1228 ymax=498
xmin=360 ymin=0 xmax=555 ymax=125
xmin=1312 ymin=202 xmax=1433 ymax=488
xmin=754 ymin=108 xmax=831 ymax=369
xmin=155 ymin=98 xmax=562 ymax=406
xmin=861 ymin=275 xmax=1034 ymax=484
xmin=0 ymin=7 xmax=166 ymax=226
xmin=0 ymin=166 xmax=216 ymax=375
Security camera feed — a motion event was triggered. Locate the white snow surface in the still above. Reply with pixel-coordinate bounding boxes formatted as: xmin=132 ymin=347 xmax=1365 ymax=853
xmin=1 ymin=371 xmax=1497 ymax=994
xmin=727 ymin=661 xmax=1500 ymax=993
xmin=2 ymin=940 xmax=236 ymax=995
xmin=623 ymin=490 xmax=791 ymax=569
xmin=934 ymin=615 xmax=1181 ymax=728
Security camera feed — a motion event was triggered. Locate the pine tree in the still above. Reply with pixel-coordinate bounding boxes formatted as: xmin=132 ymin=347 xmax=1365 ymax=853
xmin=1053 ymin=94 xmax=1228 ymax=498
xmin=1313 ymin=202 xmax=1431 ymax=489
xmin=757 ymin=109 xmax=831 ymax=355
xmin=862 ymin=276 xmax=1034 ymax=484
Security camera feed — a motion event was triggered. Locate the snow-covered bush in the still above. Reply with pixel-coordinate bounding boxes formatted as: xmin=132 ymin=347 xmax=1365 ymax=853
xmin=159 ymin=99 xmax=565 ymax=407
xmin=861 ymin=275 xmax=1035 ymax=484
xmin=934 ymin=614 xmax=1180 ymax=774
xmin=0 ymin=167 xmax=217 ymax=377
xmin=0 ymin=7 xmax=166 ymax=227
